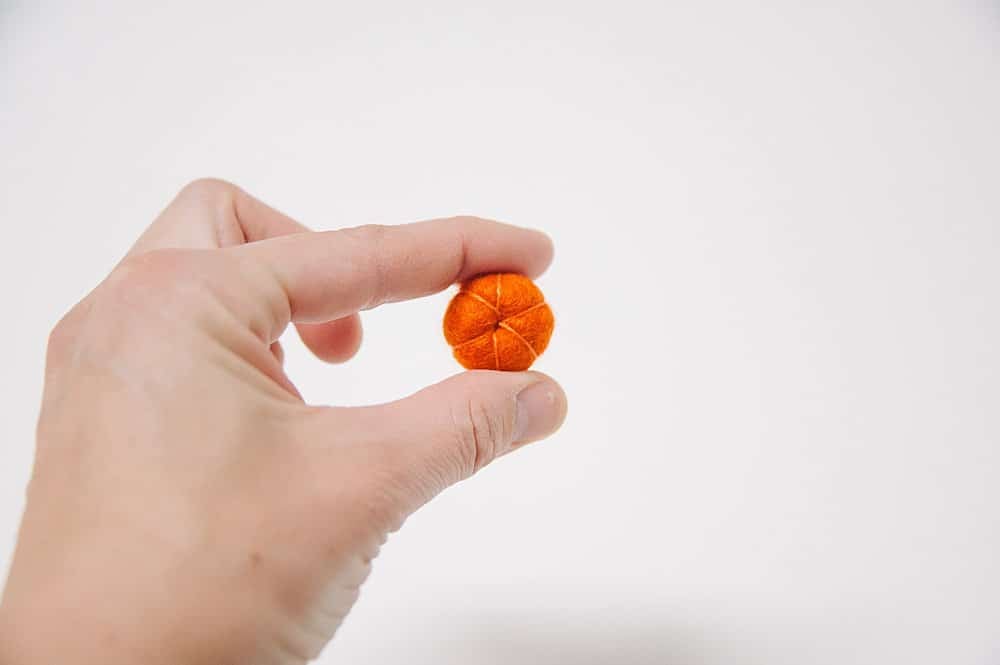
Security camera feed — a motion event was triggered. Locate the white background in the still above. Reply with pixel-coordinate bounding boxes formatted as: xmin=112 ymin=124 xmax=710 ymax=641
xmin=2 ymin=2 xmax=999 ymax=663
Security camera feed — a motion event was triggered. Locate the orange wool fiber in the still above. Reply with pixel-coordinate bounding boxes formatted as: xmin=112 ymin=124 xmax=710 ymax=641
xmin=443 ymin=273 xmax=555 ymax=371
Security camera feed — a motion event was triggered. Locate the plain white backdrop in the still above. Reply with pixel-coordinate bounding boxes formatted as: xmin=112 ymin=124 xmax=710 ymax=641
xmin=2 ymin=2 xmax=999 ymax=663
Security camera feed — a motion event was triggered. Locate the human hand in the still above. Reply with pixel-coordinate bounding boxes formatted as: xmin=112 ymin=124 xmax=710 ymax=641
xmin=0 ymin=180 xmax=567 ymax=665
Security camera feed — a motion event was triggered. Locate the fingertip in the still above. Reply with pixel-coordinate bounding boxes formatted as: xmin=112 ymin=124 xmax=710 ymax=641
xmin=412 ymin=369 xmax=567 ymax=446
xmin=333 ymin=369 xmax=566 ymax=515
xmin=449 ymin=216 xmax=555 ymax=279
xmin=513 ymin=372 xmax=567 ymax=445
xmin=498 ymin=222 xmax=554 ymax=278
xmin=529 ymin=229 xmax=555 ymax=278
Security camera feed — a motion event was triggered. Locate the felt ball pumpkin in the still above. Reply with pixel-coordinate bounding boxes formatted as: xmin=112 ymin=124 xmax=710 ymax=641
xmin=443 ymin=273 xmax=554 ymax=371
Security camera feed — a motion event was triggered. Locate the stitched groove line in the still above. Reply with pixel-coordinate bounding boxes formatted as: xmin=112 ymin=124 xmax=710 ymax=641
xmin=505 ymin=301 xmax=548 ymax=318
xmin=451 ymin=301 xmax=550 ymax=351
xmin=492 ymin=330 xmax=500 ymax=369
xmin=498 ymin=322 xmax=539 ymax=359
xmin=460 ymin=290 xmax=501 ymax=316
xmin=460 ymin=287 xmax=548 ymax=321
xmin=451 ymin=328 xmax=494 ymax=351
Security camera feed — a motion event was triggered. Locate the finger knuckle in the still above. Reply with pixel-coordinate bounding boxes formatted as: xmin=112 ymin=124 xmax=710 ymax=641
xmin=452 ymin=396 xmax=509 ymax=476
xmin=113 ymin=248 xmax=194 ymax=289
xmin=444 ymin=214 xmax=491 ymax=229
xmin=45 ymin=304 xmax=87 ymax=362
xmin=103 ymin=249 xmax=212 ymax=320
xmin=176 ymin=177 xmax=236 ymax=203
xmin=46 ymin=251 xmax=221 ymax=365
xmin=340 ymin=222 xmax=389 ymax=241
xmin=336 ymin=224 xmax=390 ymax=307
xmin=338 ymin=223 xmax=390 ymax=261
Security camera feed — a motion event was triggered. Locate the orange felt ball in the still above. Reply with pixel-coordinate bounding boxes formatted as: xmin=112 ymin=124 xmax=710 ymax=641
xmin=443 ymin=273 xmax=555 ymax=371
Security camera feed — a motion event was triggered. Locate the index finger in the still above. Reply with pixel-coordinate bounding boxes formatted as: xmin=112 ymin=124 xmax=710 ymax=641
xmin=230 ymin=216 xmax=554 ymax=330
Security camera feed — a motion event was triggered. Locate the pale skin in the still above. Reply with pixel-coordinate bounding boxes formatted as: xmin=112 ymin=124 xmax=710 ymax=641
xmin=0 ymin=179 xmax=568 ymax=664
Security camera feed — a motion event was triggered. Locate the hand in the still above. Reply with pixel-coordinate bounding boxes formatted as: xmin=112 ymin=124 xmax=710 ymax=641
xmin=0 ymin=180 xmax=567 ymax=665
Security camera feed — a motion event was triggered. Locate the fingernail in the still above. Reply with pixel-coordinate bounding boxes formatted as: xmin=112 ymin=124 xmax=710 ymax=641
xmin=514 ymin=381 xmax=565 ymax=445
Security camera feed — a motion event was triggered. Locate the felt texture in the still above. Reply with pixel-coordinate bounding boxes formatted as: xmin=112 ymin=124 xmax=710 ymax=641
xmin=443 ymin=273 xmax=554 ymax=371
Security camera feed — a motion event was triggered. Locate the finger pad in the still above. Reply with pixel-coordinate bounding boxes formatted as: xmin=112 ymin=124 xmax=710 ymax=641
xmin=297 ymin=315 xmax=363 ymax=363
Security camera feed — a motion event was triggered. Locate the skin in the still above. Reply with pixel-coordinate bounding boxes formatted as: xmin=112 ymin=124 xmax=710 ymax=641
xmin=0 ymin=179 xmax=568 ymax=665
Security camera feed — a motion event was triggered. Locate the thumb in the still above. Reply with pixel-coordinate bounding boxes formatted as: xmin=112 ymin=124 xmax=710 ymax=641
xmin=345 ymin=371 xmax=567 ymax=515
